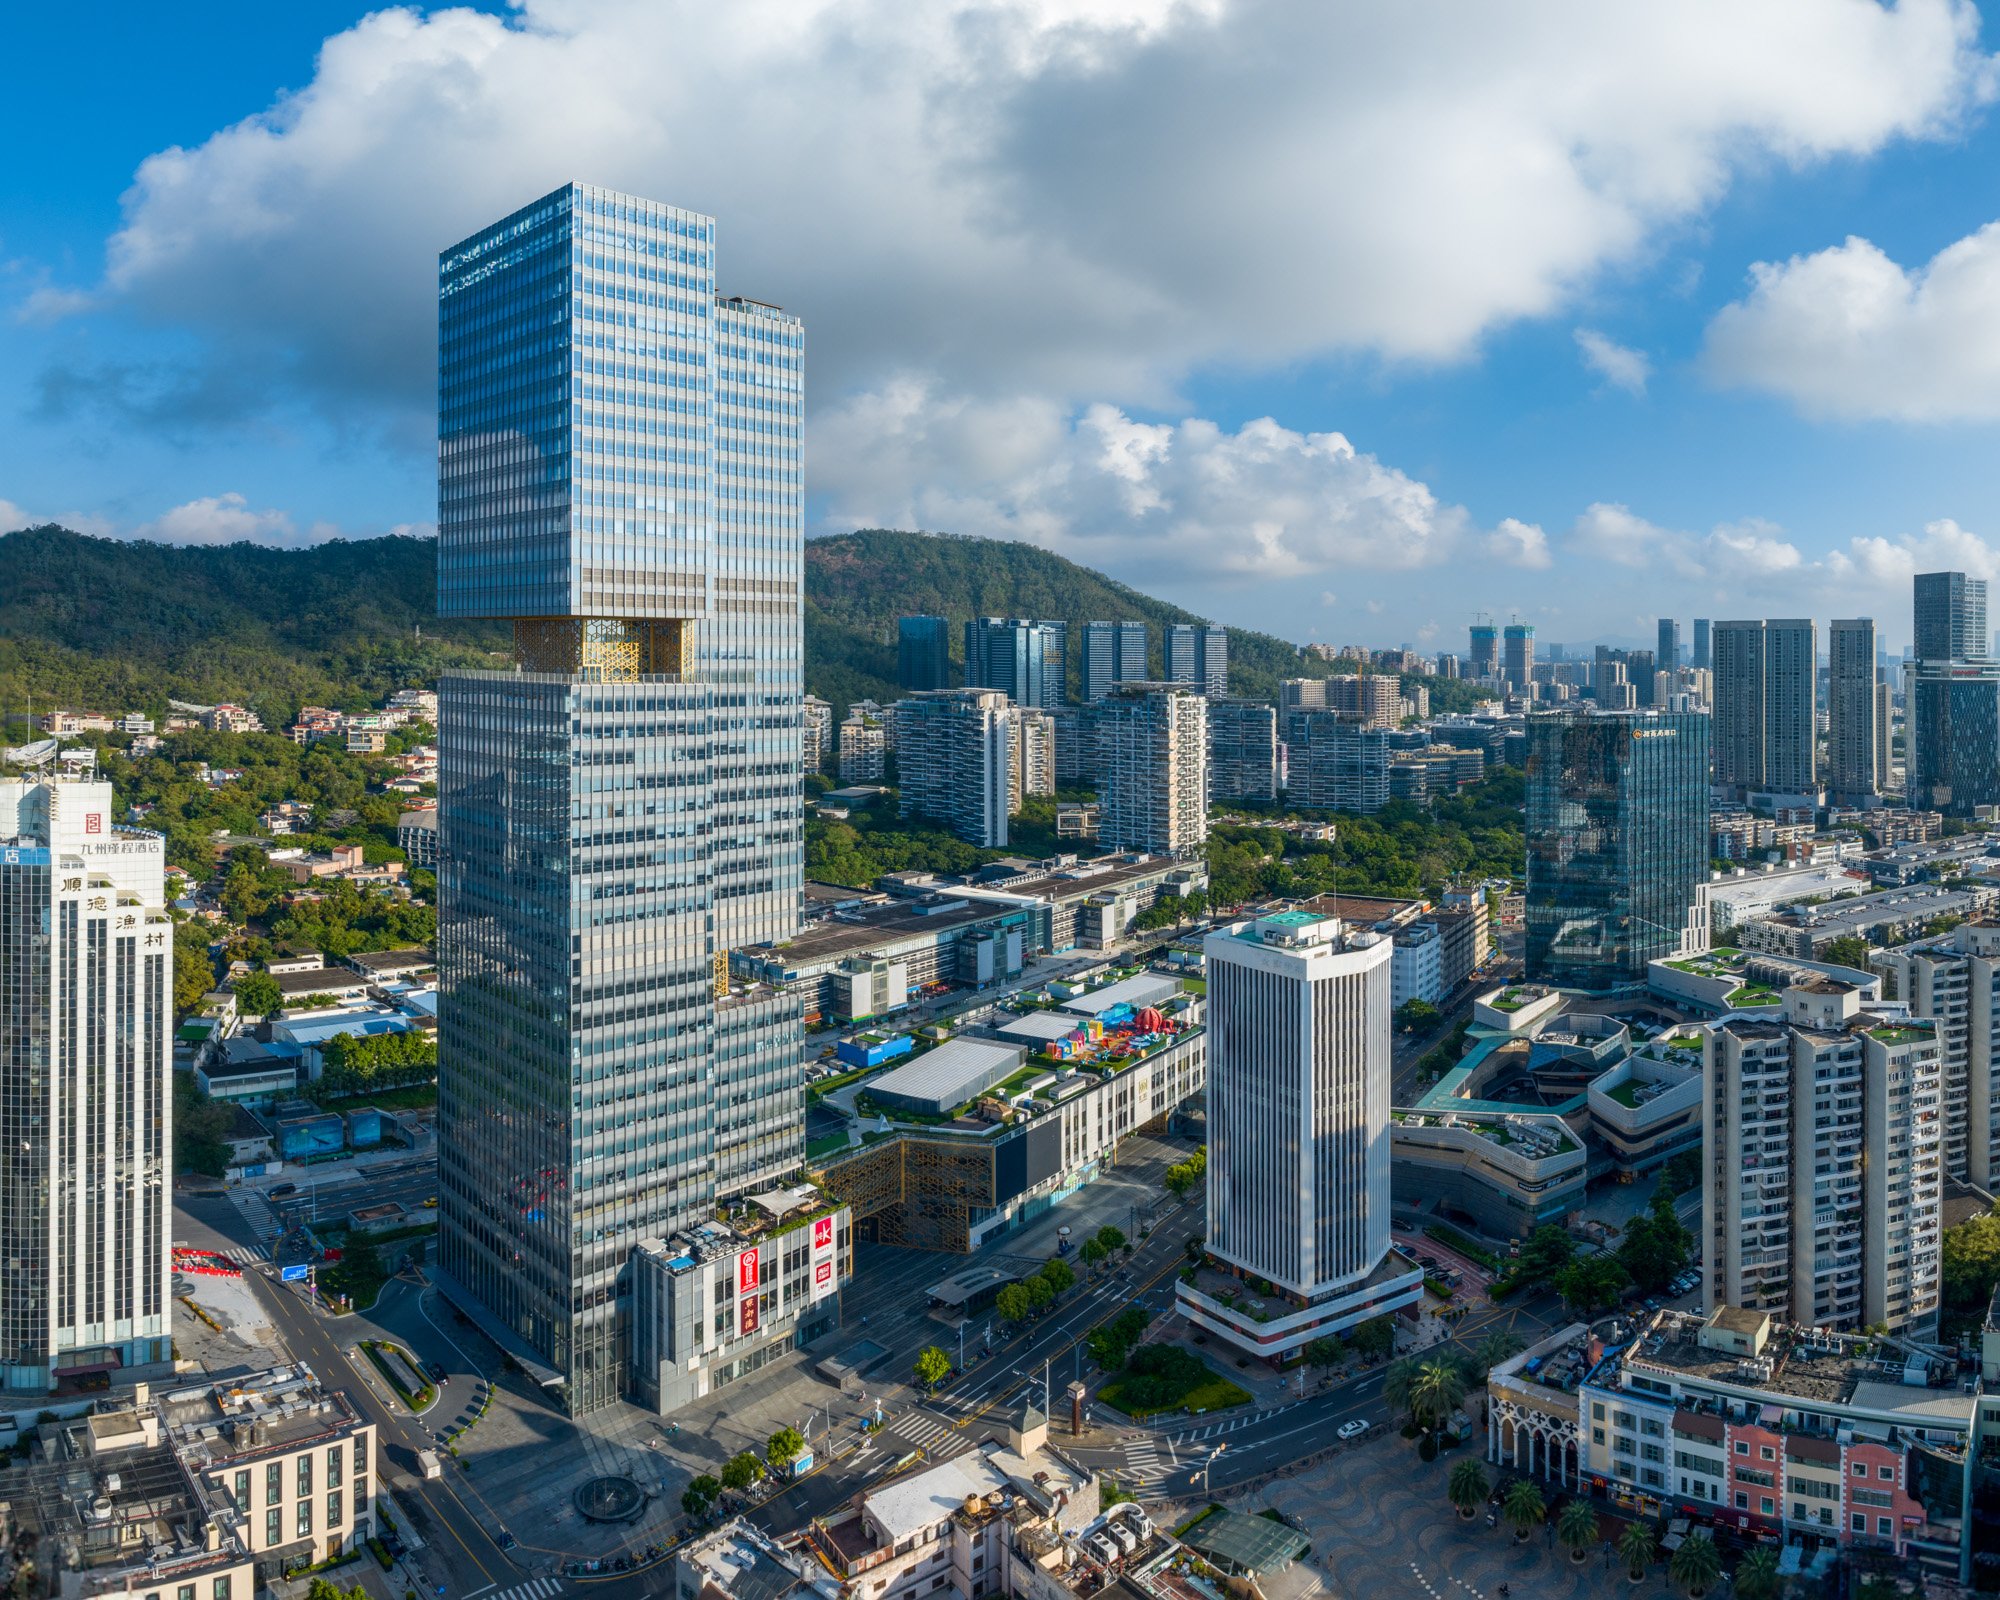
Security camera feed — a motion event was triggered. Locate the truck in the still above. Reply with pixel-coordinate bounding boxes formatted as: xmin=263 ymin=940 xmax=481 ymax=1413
xmin=417 ymin=1450 xmax=442 ymax=1481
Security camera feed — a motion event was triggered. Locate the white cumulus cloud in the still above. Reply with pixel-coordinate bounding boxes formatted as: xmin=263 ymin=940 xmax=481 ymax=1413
xmin=813 ymin=386 xmax=1470 ymax=581
xmin=1574 ymin=328 xmax=1651 ymax=394
xmin=1704 ymin=223 xmax=2000 ymax=420
xmin=132 ymin=493 xmax=334 ymax=548
xmin=1487 ymin=517 xmax=1554 ymax=568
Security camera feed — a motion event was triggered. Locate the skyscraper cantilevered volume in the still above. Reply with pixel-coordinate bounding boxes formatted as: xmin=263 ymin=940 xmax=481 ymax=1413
xmin=433 ymin=184 xmax=836 ymax=1414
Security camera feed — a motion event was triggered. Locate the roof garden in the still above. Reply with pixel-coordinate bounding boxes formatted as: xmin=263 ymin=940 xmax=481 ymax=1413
xmin=1725 ymin=983 xmax=1782 ymax=1008
xmin=1868 ymin=1024 xmax=1934 ymax=1046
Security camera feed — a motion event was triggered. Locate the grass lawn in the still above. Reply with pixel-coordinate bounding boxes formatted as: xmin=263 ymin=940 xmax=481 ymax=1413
xmin=360 ymin=1339 xmax=434 ymax=1411
xmin=806 ymin=1129 xmax=850 ymax=1161
xmin=1099 ymin=1361 xmax=1252 ymax=1420
xmin=306 ymin=1081 xmax=438 ymax=1113
xmin=1725 ymin=985 xmax=1780 ymax=1008
xmin=1181 ymin=977 xmax=1207 ymax=996
xmin=1605 ymin=1080 xmax=1644 ymax=1108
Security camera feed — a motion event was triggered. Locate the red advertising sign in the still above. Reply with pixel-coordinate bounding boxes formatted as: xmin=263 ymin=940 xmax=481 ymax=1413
xmin=812 ymin=1216 xmax=834 ymax=1251
xmin=84 ymin=813 xmax=103 ymax=834
xmin=741 ymin=1295 xmax=760 ymax=1336
xmin=737 ymin=1246 xmax=760 ymax=1296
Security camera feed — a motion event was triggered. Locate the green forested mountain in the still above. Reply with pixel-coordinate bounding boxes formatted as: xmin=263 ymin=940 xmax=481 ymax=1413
xmin=0 ymin=522 xmax=1451 ymax=726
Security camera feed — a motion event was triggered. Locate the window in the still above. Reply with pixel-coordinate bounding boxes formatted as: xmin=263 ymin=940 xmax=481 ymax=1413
xmin=213 ymin=1580 xmax=232 ymax=1600
xmin=1879 ymin=1465 xmax=1894 ymax=1481
xmin=1852 ymin=1514 xmax=1866 ymax=1532
xmin=1734 ymin=1441 xmax=1750 ymax=1456
xmin=327 ymin=1447 xmax=343 ymax=1490
xmin=353 ymin=1436 xmax=369 ymax=1476
xmin=328 ymin=1491 xmax=343 ymax=1527
xmin=266 ymin=1463 xmax=282 ymax=1504
xmin=1733 ymin=1492 xmax=1747 ymax=1511
xmin=179 ymin=1586 xmax=196 ymax=1600
xmin=233 ymin=1469 xmax=250 ymax=1507
xmin=1851 ymin=1462 xmax=1867 ymax=1478
xmin=1760 ymin=1445 xmax=1776 ymax=1462
xmin=265 ymin=1508 xmax=281 ymax=1546
xmin=297 ymin=1455 xmax=313 ymax=1496
xmin=1760 ymin=1497 xmax=1774 ymax=1516
xmin=1878 ymin=1517 xmax=1892 ymax=1538
xmin=297 ymin=1501 xmax=313 ymax=1539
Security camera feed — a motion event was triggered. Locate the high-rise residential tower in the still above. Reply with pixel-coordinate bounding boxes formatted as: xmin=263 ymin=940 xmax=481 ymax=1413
xmin=1207 ymin=698 xmax=1280 ymax=803
xmin=1827 ymin=618 xmax=1879 ymax=803
xmin=1524 ymin=708 xmax=1711 ymax=989
xmin=896 ymin=615 xmax=951 ymax=693
xmin=1502 ymin=621 xmax=1534 ymax=691
xmin=963 ymin=617 xmax=1061 ymax=708
xmin=1910 ymin=569 xmax=2000 ymax=815
xmin=1691 ymin=618 xmax=1711 ymax=672
xmin=1656 ymin=618 xmax=1680 ymax=676
xmin=893 ymin=689 xmax=1013 ymax=848
xmin=0 ymin=773 xmax=174 ymax=1394
xmin=434 ymin=184 xmax=833 ymax=1415
xmin=1177 ymin=910 xmax=1422 ymax=1360
xmin=1711 ymin=619 xmax=1817 ymax=797
xmin=1096 ymin=684 xmax=1209 ymax=858
xmin=1468 ymin=618 xmax=1498 ymax=680
xmin=1702 ymin=981 xmax=1940 ymax=1337
xmin=1874 ymin=919 xmax=2000 ymax=1190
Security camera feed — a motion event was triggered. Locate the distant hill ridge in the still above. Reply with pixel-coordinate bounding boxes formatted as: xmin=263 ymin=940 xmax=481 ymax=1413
xmin=0 ymin=522 xmax=1341 ymax=725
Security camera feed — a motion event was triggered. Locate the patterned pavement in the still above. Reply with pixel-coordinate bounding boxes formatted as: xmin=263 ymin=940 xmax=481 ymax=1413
xmin=1233 ymin=1441 xmax=1692 ymax=1599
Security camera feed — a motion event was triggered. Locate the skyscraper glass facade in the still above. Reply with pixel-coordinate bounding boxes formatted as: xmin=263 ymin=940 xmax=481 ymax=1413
xmin=435 ymin=184 xmax=804 ymax=1414
xmin=897 ymin=615 xmax=951 ymax=692
xmin=1525 ymin=710 xmax=1710 ymax=989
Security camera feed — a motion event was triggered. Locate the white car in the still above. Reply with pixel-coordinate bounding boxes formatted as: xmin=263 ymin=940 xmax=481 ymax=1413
xmin=1336 ymin=1419 xmax=1368 ymax=1441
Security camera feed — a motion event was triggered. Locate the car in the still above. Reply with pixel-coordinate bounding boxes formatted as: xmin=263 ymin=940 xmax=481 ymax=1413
xmin=497 ymin=1532 xmax=516 ymax=1551
xmin=1390 ymin=1218 xmax=1413 ymax=1233
xmin=427 ymin=1361 xmax=450 ymax=1385
xmin=1416 ymin=1254 xmax=1440 ymax=1270
xmin=269 ymin=1183 xmax=298 ymax=1198
xmin=1336 ymin=1418 xmax=1368 ymax=1441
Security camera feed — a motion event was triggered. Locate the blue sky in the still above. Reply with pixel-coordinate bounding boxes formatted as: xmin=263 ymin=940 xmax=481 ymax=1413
xmin=6 ymin=1 xmax=2000 ymax=653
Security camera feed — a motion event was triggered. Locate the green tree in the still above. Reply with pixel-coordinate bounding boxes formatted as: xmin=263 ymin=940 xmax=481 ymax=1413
xmin=1501 ymin=1478 xmax=1544 ymax=1541
xmin=720 ymin=1451 xmax=762 ymax=1492
xmin=1024 ymin=1275 xmax=1056 ymax=1313
xmin=306 ymin=1580 xmax=369 ymax=1600
xmin=1618 ymin=1188 xmax=1693 ymax=1292
xmin=766 ymin=1426 xmax=806 ymax=1473
xmin=1446 ymin=1458 xmax=1487 ymax=1519
xmin=681 ymin=1475 xmax=721 ymax=1520
xmin=1940 ymin=1204 xmax=2000 ymax=1337
xmin=914 ymin=1346 xmax=952 ymax=1390
xmin=1087 ymin=1306 xmax=1152 ymax=1371
xmin=233 ymin=970 xmax=281 ymax=1018
xmin=173 ymin=923 xmax=217 ymax=1014
xmin=1617 ymin=1520 xmax=1656 ymax=1581
xmin=1079 ymin=1237 xmax=1109 ymax=1268
xmin=1669 ymin=1529 xmax=1723 ymax=1597
xmin=1516 ymin=1223 xmax=1576 ymax=1279
xmin=1556 ymin=1498 xmax=1598 ymax=1562
xmin=1394 ymin=998 xmax=1441 ymax=1034
xmin=1303 ymin=1335 xmax=1345 ymax=1371
xmin=1733 ymin=1546 xmax=1781 ymax=1600
xmin=1164 ymin=1147 xmax=1207 ymax=1201
xmin=1095 ymin=1225 xmax=1127 ymax=1252
xmin=1349 ymin=1316 xmax=1396 ymax=1361
xmin=994 ymin=1283 xmax=1034 ymax=1326
xmin=172 ymin=1075 xmax=242 ymax=1177
xmin=1384 ymin=1358 xmax=1423 ymax=1426
xmin=1408 ymin=1359 xmax=1467 ymax=1434
xmin=1474 ymin=1331 xmax=1525 ymax=1373
xmin=1037 ymin=1258 xmax=1075 ymax=1296
xmin=1820 ymin=934 xmax=1873 ymax=972
xmin=1555 ymin=1255 xmax=1629 ymax=1314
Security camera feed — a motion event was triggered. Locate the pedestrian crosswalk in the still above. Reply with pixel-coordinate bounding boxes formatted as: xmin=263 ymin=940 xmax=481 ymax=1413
xmin=480 ymin=1578 xmax=563 ymax=1600
xmin=222 ymin=1244 xmax=270 ymax=1265
xmin=891 ymin=1411 xmax=971 ymax=1462
xmin=1120 ymin=1434 xmax=1169 ymax=1484
xmin=1171 ymin=1405 xmax=1293 ymax=1446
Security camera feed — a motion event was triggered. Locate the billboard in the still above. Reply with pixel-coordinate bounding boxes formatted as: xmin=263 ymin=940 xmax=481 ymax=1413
xmin=809 ymin=1214 xmax=837 ymax=1304
xmin=738 ymin=1246 xmax=760 ymax=1336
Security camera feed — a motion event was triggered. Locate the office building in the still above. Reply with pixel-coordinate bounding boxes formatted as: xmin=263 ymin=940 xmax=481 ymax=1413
xmin=896 ymin=615 xmax=951 ymax=692
xmin=1166 ymin=623 xmax=1229 ymax=696
xmin=434 ymin=184 xmax=814 ymax=1415
xmin=1875 ymin=681 xmax=1894 ymax=793
xmin=1827 ymin=619 xmax=1879 ymax=803
xmin=1285 ymin=714 xmax=1391 ymax=813
xmin=1524 ymin=709 xmax=1710 ymax=989
xmin=1702 ymin=982 xmax=1941 ymax=1337
xmin=893 ymin=690 xmax=1013 ymax=848
xmin=802 ymin=695 xmax=833 ymax=774
xmin=1502 ymin=621 xmax=1535 ymax=692
xmin=1096 ymin=684 xmax=1208 ymax=858
xmin=1468 ymin=618 xmax=1498 ymax=679
xmin=1080 ymin=619 xmax=1150 ymax=702
xmin=1712 ymin=619 xmax=1817 ymax=797
xmin=0 ymin=774 xmax=174 ymax=1394
xmin=1873 ymin=919 xmax=2000 ymax=1189
xmin=1691 ymin=617 xmax=1711 ymax=672
xmin=1913 ymin=570 xmax=1987 ymax=664
xmin=1177 ymin=911 xmax=1422 ymax=1359
xmin=963 ymin=617 xmax=1061 ymax=709
xmin=1435 ymin=653 xmax=1460 ymax=679
xmin=1656 ymin=618 xmax=1680 ymax=675
xmin=1207 ymin=698 xmax=1280 ymax=803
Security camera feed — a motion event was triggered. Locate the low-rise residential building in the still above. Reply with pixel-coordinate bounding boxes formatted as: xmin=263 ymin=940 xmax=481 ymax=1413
xmin=1737 ymin=882 xmax=2000 ymax=959
xmin=1495 ymin=1308 xmax=1988 ymax=1583
xmin=201 ymin=704 xmax=263 ymax=734
xmin=675 ymin=1519 xmax=828 ymax=1600
xmin=397 ymin=806 xmax=438 ymax=868
xmin=1391 ymin=920 xmax=1442 ymax=1007
xmin=838 ymin=714 xmax=888 ymax=782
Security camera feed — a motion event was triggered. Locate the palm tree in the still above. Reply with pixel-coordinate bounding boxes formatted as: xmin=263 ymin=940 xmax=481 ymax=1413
xmin=1475 ymin=1331 xmax=1526 ymax=1374
xmin=1502 ymin=1477 xmax=1545 ymax=1542
xmin=1669 ymin=1530 xmax=1723 ymax=1598
xmin=1384 ymin=1357 xmax=1423 ymax=1426
xmin=1734 ymin=1547 xmax=1782 ymax=1600
xmin=1618 ymin=1520 xmax=1656 ymax=1583
xmin=1447 ymin=1458 xmax=1488 ymax=1520
xmin=1555 ymin=1498 xmax=1598 ymax=1563
xmin=1409 ymin=1359 xmax=1469 ymax=1434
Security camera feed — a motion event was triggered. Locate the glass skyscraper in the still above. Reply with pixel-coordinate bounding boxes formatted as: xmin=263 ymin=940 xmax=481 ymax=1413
xmin=1525 ymin=709 xmax=1711 ymax=990
xmin=434 ymin=183 xmax=806 ymax=1413
xmin=897 ymin=615 xmax=951 ymax=692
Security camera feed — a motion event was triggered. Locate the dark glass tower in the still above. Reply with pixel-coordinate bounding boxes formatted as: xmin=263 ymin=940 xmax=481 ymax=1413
xmin=434 ymin=184 xmax=805 ymax=1413
xmin=1525 ymin=709 xmax=1710 ymax=989
xmin=897 ymin=615 xmax=951 ymax=692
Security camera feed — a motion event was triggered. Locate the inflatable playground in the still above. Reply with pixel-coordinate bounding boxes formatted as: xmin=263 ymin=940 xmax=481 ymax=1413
xmin=1041 ymin=1003 xmax=1182 ymax=1065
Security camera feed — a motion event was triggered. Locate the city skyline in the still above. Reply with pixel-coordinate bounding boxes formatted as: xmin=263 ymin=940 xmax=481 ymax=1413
xmin=8 ymin=5 xmax=2000 ymax=647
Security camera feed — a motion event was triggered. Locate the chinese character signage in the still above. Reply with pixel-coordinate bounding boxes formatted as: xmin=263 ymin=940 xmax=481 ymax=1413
xmin=809 ymin=1215 xmax=837 ymax=1304
xmin=737 ymin=1246 xmax=761 ymax=1335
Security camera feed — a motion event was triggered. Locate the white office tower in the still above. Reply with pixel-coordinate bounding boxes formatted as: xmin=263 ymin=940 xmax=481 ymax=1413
xmin=1702 ymin=981 xmax=1941 ymax=1337
xmin=1177 ymin=912 xmax=1422 ymax=1360
xmin=1096 ymin=683 xmax=1209 ymax=858
xmin=1874 ymin=919 xmax=2000 ymax=1189
xmin=893 ymin=688 xmax=1014 ymax=848
xmin=0 ymin=774 xmax=174 ymax=1393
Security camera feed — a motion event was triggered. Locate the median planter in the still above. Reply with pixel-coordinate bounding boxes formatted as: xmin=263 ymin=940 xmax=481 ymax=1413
xmin=360 ymin=1340 xmax=435 ymax=1411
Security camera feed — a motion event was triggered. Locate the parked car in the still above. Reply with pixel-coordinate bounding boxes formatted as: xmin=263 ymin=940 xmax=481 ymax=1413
xmin=1336 ymin=1418 xmax=1368 ymax=1441
xmin=427 ymin=1361 xmax=450 ymax=1385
